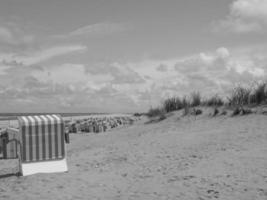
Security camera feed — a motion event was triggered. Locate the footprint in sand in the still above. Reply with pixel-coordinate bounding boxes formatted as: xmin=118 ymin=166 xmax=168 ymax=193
xmin=56 ymin=185 xmax=64 ymax=189
xmin=206 ymin=189 xmax=219 ymax=198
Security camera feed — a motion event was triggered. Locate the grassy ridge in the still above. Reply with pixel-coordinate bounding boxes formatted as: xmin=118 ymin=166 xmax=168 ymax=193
xmin=147 ymin=82 xmax=267 ymax=117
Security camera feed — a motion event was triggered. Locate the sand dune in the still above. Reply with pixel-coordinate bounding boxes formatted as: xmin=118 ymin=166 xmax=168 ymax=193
xmin=0 ymin=110 xmax=267 ymax=200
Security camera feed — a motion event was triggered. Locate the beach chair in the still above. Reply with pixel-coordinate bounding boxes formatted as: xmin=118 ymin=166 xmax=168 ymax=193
xmin=1 ymin=128 xmax=19 ymax=159
xmin=16 ymin=115 xmax=69 ymax=176
xmin=88 ymin=124 xmax=94 ymax=133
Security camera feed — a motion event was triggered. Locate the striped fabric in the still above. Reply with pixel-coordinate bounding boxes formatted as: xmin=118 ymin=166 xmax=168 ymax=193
xmin=18 ymin=115 xmax=65 ymax=163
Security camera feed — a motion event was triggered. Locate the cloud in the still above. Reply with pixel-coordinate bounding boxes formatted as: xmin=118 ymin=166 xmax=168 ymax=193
xmin=213 ymin=0 xmax=267 ymax=33
xmin=3 ymin=61 xmax=148 ymax=111
xmin=1 ymin=43 xmax=267 ymax=112
xmin=232 ymin=0 xmax=267 ymax=20
xmin=110 ymin=46 xmax=267 ymax=106
xmin=0 ymin=23 xmax=35 ymax=47
xmin=173 ymin=46 xmax=266 ymax=95
xmin=85 ymin=62 xmax=145 ymax=84
xmin=0 ymin=71 xmax=140 ymax=112
xmin=32 ymin=63 xmax=113 ymax=90
xmin=156 ymin=64 xmax=168 ymax=72
xmin=109 ymin=63 xmax=145 ymax=84
xmin=175 ymin=46 xmax=265 ymax=77
xmin=69 ymin=22 xmax=130 ymax=36
xmin=53 ymin=22 xmax=130 ymax=40
xmin=21 ymin=45 xmax=87 ymax=65
xmin=0 ymin=45 xmax=87 ymax=66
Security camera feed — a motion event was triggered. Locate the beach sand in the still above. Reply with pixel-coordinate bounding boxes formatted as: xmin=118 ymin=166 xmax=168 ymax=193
xmin=0 ymin=110 xmax=267 ymax=199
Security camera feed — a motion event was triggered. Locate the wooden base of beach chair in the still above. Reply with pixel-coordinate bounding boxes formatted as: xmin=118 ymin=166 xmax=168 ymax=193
xmin=21 ymin=158 xmax=68 ymax=176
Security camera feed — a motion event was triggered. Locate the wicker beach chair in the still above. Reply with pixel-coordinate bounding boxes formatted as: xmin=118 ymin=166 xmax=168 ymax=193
xmin=15 ymin=115 xmax=69 ymax=176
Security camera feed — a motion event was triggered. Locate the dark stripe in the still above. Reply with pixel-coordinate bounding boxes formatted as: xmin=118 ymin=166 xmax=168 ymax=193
xmin=60 ymin=120 xmax=65 ymax=157
xmin=51 ymin=115 xmax=59 ymax=158
xmin=46 ymin=116 xmax=53 ymax=159
xmin=27 ymin=116 xmax=33 ymax=161
xmin=33 ymin=116 xmax=40 ymax=161
xmin=30 ymin=117 xmax=36 ymax=161
xmin=21 ymin=122 xmax=27 ymax=162
xmin=41 ymin=116 xmax=46 ymax=160
xmin=56 ymin=116 xmax=62 ymax=158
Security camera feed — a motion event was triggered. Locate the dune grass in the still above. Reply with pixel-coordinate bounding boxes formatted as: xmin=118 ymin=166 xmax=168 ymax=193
xmin=228 ymin=86 xmax=251 ymax=106
xmin=249 ymin=83 xmax=267 ymax=105
xmin=202 ymin=95 xmax=224 ymax=107
xmin=228 ymin=82 xmax=267 ymax=107
xmin=163 ymin=97 xmax=183 ymax=112
xmin=190 ymin=92 xmax=201 ymax=107
xmin=147 ymin=107 xmax=165 ymax=118
xmin=146 ymin=81 xmax=267 ymax=118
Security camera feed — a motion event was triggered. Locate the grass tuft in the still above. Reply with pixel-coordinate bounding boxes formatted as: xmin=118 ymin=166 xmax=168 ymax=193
xmin=163 ymin=97 xmax=183 ymax=112
xmin=228 ymin=86 xmax=251 ymax=106
xmin=203 ymin=95 xmax=224 ymax=107
xmin=249 ymin=83 xmax=267 ymax=105
xmin=147 ymin=107 xmax=165 ymax=118
xmin=190 ymin=92 xmax=201 ymax=107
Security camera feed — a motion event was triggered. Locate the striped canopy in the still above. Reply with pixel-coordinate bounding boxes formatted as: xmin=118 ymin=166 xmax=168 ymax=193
xmin=18 ymin=115 xmax=65 ymax=163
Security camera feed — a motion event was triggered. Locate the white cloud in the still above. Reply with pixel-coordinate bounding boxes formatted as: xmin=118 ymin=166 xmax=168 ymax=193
xmin=232 ymin=0 xmax=267 ymax=21
xmin=53 ymin=22 xmax=130 ymax=40
xmin=216 ymin=47 xmax=230 ymax=58
xmin=32 ymin=63 xmax=114 ymax=90
xmin=227 ymin=54 xmax=265 ymax=76
xmin=69 ymin=22 xmax=129 ymax=36
xmin=156 ymin=64 xmax=168 ymax=72
xmin=0 ymin=24 xmax=35 ymax=46
xmin=22 ymin=45 xmax=87 ymax=65
xmin=1 ymin=44 xmax=267 ymax=112
xmin=113 ymin=46 xmax=266 ymax=105
xmin=214 ymin=0 xmax=267 ymax=33
xmin=0 ymin=45 xmax=87 ymax=66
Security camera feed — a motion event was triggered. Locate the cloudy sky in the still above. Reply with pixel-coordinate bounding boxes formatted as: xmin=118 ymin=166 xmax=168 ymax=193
xmin=0 ymin=0 xmax=267 ymax=113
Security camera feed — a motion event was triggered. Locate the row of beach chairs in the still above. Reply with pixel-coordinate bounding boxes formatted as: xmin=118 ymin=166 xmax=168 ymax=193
xmin=66 ymin=116 xmax=138 ymax=134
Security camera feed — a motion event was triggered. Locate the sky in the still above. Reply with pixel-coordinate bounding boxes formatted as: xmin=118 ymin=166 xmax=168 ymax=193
xmin=0 ymin=0 xmax=267 ymax=113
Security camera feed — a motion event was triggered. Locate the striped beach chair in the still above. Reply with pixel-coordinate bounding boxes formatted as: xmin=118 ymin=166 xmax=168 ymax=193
xmin=17 ymin=115 xmax=69 ymax=176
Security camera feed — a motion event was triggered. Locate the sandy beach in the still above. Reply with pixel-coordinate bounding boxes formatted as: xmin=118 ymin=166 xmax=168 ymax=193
xmin=0 ymin=109 xmax=267 ymax=200
xmin=1 ymin=0 xmax=267 ymax=199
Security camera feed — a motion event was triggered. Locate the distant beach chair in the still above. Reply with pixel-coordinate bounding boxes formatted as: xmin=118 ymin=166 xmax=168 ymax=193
xmin=1 ymin=115 xmax=69 ymax=176
xmin=0 ymin=128 xmax=19 ymax=159
xmin=88 ymin=124 xmax=94 ymax=133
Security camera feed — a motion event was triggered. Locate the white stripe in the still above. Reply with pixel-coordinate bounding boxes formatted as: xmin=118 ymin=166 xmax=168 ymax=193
xmin=53 ymin=115 xmax=62 ymax=157
xmin=21 ymin=116 xmax=29 ymax=126
xmin=47 ymin=115 xmax=55 ymax=123
xmin=52 ymin=115 xmax=61 ymax=121
xmin=28 ymin=116 xmax=35 ymax=126
xmin=47 ymin=115 xmax=56 ymax=158
xmin=33 ymin=115 xmax=43 ymax=123
xmin=47 ymin=115 xmax=57 ymax=125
